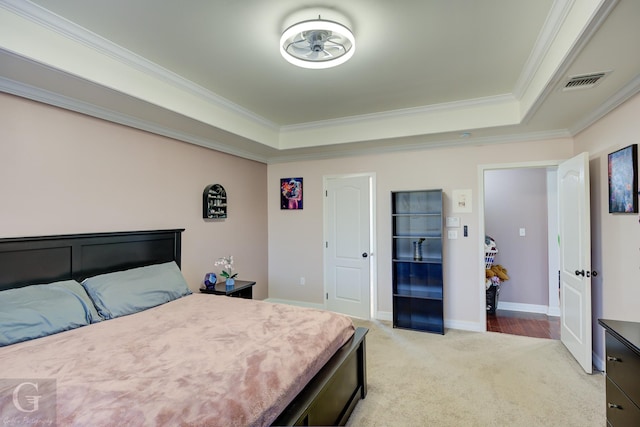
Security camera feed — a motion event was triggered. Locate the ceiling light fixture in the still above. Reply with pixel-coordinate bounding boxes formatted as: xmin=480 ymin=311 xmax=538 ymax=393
xmin=280 ymin=14 xmax=355 ymax=69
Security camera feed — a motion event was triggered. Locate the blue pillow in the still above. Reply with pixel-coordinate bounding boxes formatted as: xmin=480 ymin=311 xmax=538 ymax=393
xmin=81 ymin=261 xmax=192 ymax=319
xmin=52 ymin=279 xmax=104 ymax=323
xmin=0 ymin=280 xmax=100 ymax=346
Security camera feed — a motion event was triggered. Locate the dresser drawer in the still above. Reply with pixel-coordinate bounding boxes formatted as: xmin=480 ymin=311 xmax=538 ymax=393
xmin=606 ymin=333 xmax=640 ymax=406
xmin=606 ymin=377 xmax=640 ymax=427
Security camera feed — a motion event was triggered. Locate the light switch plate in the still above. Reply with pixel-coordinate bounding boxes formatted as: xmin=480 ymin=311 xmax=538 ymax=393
xmin=446 ymin=216 xmax=461 ymax=228
xmin=519 ymin=228 xmax=526 ymax=237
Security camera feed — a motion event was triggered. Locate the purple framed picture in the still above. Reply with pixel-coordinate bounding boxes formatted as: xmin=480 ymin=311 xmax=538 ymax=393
xmin=608 ymin=144 xmax=638 ymax=213
xmin=281 ymin=177 xmax=303 ymax=210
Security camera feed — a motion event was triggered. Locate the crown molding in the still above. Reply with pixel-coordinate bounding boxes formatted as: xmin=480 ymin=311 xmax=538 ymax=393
xmin=519 ymin=0 xmax=619 ymax=125
xmin=513 ymin=0 xmax=575 ymax=99
xmin=1 ymin=67 xmax=575 ymax=166
xmin=280 ymin=94 xmax=517 ymax=133
xmin=0 ymin=75 xmax=271 ymax=164
xmin=267 ymin=129 xmax=572 ymax=164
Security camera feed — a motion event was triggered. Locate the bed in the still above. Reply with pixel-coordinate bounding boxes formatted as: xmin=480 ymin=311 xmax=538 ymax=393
xmin=0 ymin=229 xmax=367 ymax=426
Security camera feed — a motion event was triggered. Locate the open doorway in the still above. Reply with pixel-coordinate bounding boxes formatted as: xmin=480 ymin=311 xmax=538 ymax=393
xmin=480 ymin=164 xmax=560 ymax=339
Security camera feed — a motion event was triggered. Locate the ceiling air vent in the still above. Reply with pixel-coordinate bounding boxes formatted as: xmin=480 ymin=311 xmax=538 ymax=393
xmin=562 ymin=71 xmax=609 ymax=91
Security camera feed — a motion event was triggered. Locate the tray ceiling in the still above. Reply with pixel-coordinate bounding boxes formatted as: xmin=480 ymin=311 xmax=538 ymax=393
xmin=1 ymin=0 xmax=639 ymax=162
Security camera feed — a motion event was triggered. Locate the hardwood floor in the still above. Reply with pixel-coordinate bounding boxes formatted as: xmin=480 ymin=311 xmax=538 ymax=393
xmin=487 ymin=309 xmax=560 ymax=339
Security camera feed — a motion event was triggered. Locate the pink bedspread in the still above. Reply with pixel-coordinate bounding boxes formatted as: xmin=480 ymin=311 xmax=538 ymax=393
xmin=0 ymin=295 xmax=355 ymax=426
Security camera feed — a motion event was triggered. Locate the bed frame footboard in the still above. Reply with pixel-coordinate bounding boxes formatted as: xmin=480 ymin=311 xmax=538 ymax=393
xmin=273 ymin=326 xmax=368 ymax=426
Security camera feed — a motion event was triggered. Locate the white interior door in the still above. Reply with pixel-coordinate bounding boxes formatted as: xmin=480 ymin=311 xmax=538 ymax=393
xmin=324 ymin=175 xmax=372 ymax=319
xmin=558 ymin=152 xmax=592 ymax=374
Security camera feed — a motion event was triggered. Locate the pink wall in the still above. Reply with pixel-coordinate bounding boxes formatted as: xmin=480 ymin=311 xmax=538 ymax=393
xmin=268 ymin=138 xmax=574 ymax=328
xmin=575 ymin=92 xmax=640 ymax=323
xmin=0 ymin=93 xmax=269 ymax=298
xmin=484 ymin=168 xmax=549 ymax=306
xmin=572 ymin=92 xmax=640 ymax=368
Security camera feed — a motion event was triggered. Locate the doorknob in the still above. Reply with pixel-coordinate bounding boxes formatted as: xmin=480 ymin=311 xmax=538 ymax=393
xmin=575 ymin=269 xmax=598 ymax=277
xmin=362 ymin=252 xmax=368 ymax=258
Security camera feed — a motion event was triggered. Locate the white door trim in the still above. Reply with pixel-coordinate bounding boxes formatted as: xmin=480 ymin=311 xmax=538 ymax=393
xmin=323 ymin=173 xmax=376 ymax=319
xmin=478 ymin=160 xmax=561 ymax=329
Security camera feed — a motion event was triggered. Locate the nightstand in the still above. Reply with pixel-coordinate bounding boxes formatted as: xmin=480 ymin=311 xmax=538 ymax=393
xmin=200 ymin=280 xmax=255 ymax=299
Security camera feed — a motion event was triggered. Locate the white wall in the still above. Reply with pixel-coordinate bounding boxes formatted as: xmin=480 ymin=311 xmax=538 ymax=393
xmin=268 ymin=139 xmax=574 ymax=330
xmin=0 ymin=93 xmax=269 ymax=298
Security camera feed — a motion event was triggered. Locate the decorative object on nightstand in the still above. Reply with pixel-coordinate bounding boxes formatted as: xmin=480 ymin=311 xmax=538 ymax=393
xmin=203 ymin=184 xmax=227 ymax=219
xmin=215 ymin=255 xmax=237 ymax=284
xmin=203 ymin=272 xmax=217 ymax=290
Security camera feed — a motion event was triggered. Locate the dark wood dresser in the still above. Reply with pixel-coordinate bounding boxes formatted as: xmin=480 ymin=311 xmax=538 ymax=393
xmin=598 ymin=319 xmax=640 ymax=426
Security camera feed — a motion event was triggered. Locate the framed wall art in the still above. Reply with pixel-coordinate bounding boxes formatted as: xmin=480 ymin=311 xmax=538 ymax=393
xmin=202 ymin=183 xmax=227 ymax=219
xmin=281 ymin=177 xmax=303 ymax=210
xmin=608 ymin=144 xmax=638 ymax=213
xmin=452 ymin=189 xmax=472 ymax=213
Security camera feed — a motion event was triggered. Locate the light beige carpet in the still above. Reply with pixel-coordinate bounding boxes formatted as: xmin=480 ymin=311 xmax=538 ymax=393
xmin=346 ymin=319 xmax=605 ymax=427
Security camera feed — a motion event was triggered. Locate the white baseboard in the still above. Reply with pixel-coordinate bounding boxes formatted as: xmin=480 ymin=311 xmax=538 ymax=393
xmin=376 ymin=311 xmax=393 ymax=322
xmin=498 ymin=301 xmax=560 ymax=317
xmin=445 ymin=319 xmax=485 ymax=332
xmin=375 ymin=311 xmax=483 ymax=332
xmin=547 ymin=306 xmax=561 ymax=317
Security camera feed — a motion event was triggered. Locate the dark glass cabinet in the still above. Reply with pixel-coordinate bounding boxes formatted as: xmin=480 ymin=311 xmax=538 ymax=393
xmin=392 ymin=189 xmax=444 ymax=334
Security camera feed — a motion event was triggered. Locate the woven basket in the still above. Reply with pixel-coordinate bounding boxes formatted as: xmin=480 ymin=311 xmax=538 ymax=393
xmin=484 ymin=249 xmax=497 ymax=269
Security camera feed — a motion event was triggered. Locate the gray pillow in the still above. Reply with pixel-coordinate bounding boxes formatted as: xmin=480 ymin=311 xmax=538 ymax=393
xmin=53 ymin=279 xmax=104 ymax=323
xmin=81 ymin=261 xmax=191 ymax=319
xmin=0 ymin=280 xmax=99 ymax=346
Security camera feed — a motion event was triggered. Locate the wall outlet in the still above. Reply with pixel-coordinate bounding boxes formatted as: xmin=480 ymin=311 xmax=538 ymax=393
xmin=448 ymin=230 xmax=458 ymax=239
xmin=299 ymin=276 xmax=305 ymax=285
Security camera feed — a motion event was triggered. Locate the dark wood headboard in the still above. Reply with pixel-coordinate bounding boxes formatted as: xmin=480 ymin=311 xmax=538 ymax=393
xmin=0 ymin=229 xmax=184 ymax=291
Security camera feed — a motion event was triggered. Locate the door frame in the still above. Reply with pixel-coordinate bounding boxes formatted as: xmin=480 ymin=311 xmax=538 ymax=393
xmin=323 ymin=173 xmax=377 ymax=319
xmin=478 ymin=160 xmax=561 ymax=330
